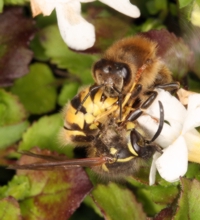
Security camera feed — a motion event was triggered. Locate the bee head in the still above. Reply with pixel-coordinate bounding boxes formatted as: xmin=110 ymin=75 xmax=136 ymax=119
xmin=92 ymin=59 xmax=131 ymax=97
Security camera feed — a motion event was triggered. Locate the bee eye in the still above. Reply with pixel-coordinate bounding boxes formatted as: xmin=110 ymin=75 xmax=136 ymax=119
xmin=103 ymin=65 xmax=112 ymax=73
xmin=114 ymin=63 xmax=128 ymax=79
xmin=120 ymin=67 xmax=128 ymax=78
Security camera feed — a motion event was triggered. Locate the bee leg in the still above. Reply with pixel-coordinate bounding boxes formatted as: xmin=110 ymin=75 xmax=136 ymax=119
xmin=123 ymin=91 xmax=157 ymax=122
xmin=126 ymin=109 xmax=143 ymax=121
xmin=141 ymin=82 xmax=180 ymax=110
xmin=145 ymin=101 xmax=164 ymax=143
xmin=123 ymin=92 xmax=163 ymax=126
xmin=130 ymin=84 xmax=143 ymax=99
xmin=118 ymin=93 xmax=123 ymax=120
xmin=156 ymin=81 xmax=180 ymax=93
xmin=141 ymin=91 xmax=158 ymax=109
xmin=112 ymin=86 xmax=123 ymax=120
xmin=130 ymin=101 xmax=164 ymax=158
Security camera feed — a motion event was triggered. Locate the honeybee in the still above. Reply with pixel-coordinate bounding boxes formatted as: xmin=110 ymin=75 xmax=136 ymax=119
xmin=77 ymin=33 xmax=180 ymax=118
xmin=9 ymin=85 xmax=164 ymax=180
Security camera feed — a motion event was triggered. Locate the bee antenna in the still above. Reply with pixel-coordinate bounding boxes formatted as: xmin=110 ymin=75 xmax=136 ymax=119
xmin=75 ymin=84 xmax=104 ymax=114
xmin=147 ymin=101 xmax=164 ymax=143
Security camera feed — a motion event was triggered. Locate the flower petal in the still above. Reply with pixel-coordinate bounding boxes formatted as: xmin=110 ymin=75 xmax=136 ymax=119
xmin=138 ymin=115 xmax=183 ymax=148
xmin=56 ymin=1 xmax=95 ymax=50
xmin=80 ymin=0 xmax=95 ymax=2
xmin=177 ymin=88 xmax=195 ymax=105
xmin=155 ymin=136 xmax=188 ymax=182
xmin=182 ymin=93 xmax=200 ymax=134
xmin=184 ymin=129 xmax=200 ymax=163
xmin=30 ymin=0 xmax=56 ymax=16
xmin=145 ymin=89 xmax=187 ymax=125
xmin=99 ymin=0 xmax=140 ymax=18
xmin=149 ymin=152 xmax=161 ymax=185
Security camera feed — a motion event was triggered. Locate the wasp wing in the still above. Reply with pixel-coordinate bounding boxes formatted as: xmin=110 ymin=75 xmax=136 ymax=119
xmin=8 ymin=151 xmax=108 ymax=170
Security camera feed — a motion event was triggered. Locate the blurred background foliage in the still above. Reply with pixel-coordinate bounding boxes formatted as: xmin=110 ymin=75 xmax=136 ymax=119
xmin=0 ymin=0 xmax=200 ymax=219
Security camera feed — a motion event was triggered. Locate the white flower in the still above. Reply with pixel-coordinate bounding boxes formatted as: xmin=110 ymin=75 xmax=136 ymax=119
xmin=30 ymin=0 xmax=140 ymax=50
xmin=137 ymin=89 xmax=200 ymax=185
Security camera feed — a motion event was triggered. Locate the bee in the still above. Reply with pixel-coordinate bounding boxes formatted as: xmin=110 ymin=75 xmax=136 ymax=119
xmin=76 ymin=34 xmax=180 ymax=119
xmin=9 ymin=85 xmax=164 ymax=180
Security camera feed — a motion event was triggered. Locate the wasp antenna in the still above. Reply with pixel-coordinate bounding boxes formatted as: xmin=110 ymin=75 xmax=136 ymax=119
xmin=75 ymin=84 xmax=104 ymax=114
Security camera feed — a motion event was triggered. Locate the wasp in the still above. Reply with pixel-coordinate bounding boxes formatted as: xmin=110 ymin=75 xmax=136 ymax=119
xmin=9 ymin=84 xmax=164 ymax=180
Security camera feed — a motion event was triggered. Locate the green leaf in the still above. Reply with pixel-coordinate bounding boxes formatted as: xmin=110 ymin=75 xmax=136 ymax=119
xmin=92 ymin=183 xmax=146 ymax=220
xmin=0 ymin=0 xmax=3 ymax=13
xmin=127 ymin=176 xmax=179 ymax=216
xmin=155 ymin=0 xmax=167 ymax=10
xmin=11 ymin=63 xmax=57 ymax=114
xmin=0 ymin=197 xmax=21 ymax=220
xmin=29 ymin=34 xmax=49 ymax=61
xmin=39 ymin=25 xmax=95 ymax=84
xmin=4 ymin=0 xmax=26 ymax=4
xmin=58 ymin=82 xmax=79 ymax=106
xmin=0 ymin=89 xmax=28 ymax=126
xmin=178 ymin=0 xmax=193 ymax=8
xmin=16 ymin=149 xmax=93 ymax=219
xmin=18 ymin=114 xmax=73 ymax=156
xmin=186 ymin=162 xmax=200 ymax=179
xmin=83 ymin=195 xmax=103 ymax=218
xmin=174 ymin=178 xmax=200 ymax=219
xmin=0 ymin=175 xmax=30 ymax=200
xmin=0 ymin=121 xmax=29 ymax=149
xmin=188 ymin=74 xmax=200 ymax=93
xmin=146 ymin=1 xmax=160 ymax=15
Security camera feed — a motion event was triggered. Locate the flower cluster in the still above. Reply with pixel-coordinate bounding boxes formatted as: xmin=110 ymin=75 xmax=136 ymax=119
xmin=137 ymin=88 xmax=200 ymax=185
xmin=30 ymin=0 xmax=140 ymax=50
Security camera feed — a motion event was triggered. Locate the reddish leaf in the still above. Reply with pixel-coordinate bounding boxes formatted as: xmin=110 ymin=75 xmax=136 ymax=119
xmin=0 ymin=7 xmax=35 ymax=87
xmin=153 ymin=207 xmax=174 ymax=220
xmin=16 ymin=148 xmax=93 ymax=220
xmin=0 ymin=146 xmax=19 ymax=166
xmin=140 ymin=29 xmax=193 ymax=79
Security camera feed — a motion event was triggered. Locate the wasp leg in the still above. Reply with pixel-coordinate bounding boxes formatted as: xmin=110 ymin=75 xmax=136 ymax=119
xmin=156 ymin=82 xmax=180 ymax=93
